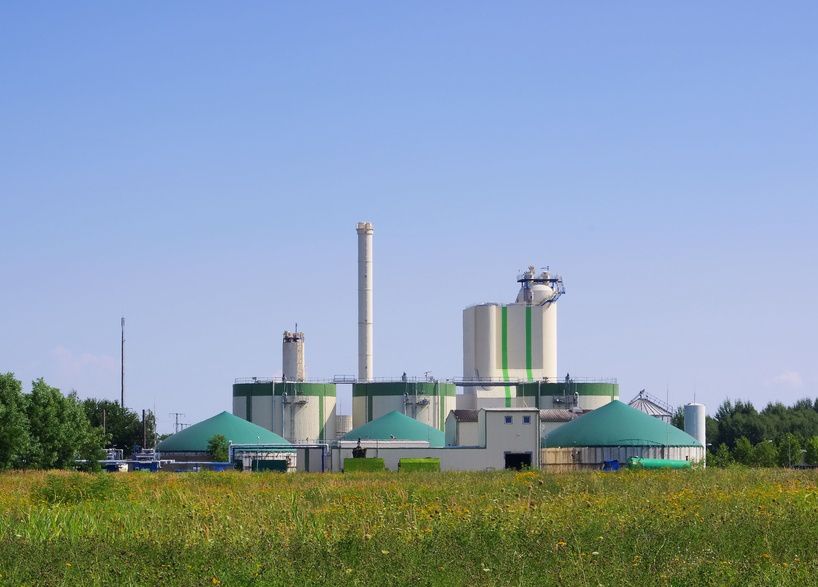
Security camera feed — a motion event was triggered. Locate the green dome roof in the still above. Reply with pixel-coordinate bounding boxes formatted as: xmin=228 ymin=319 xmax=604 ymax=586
xmin=544 ymin=401 xmax=701 ymax=447
xmin=343 ymin=411 xmax=445 ymax=448
xmin=157 ymin=411 xmax=290 ymax=452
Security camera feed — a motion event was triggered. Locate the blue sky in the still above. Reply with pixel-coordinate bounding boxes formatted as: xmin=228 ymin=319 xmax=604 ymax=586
xmin=2 ymin=3 xmax=816 ymax=432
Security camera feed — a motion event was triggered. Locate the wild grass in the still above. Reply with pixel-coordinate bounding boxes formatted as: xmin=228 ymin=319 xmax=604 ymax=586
xmin=0 ymin=468 xmax=816 ymax=585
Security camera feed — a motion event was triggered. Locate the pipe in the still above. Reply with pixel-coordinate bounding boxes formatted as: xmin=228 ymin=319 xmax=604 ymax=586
xmin=356 ymin=222 xmax=374 ymax=382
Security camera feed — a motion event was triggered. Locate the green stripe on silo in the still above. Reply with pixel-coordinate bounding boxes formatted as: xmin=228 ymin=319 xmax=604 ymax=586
xmin=502 ymin=306 xmax=511 ymax=407
xmin=525 ymin=305 xmax=533 ymax=381
xmin=439 ymin=384 xmax=445 ymax=431
xmin=318 ymin=392 xmax=325 ymax=441
xmin=501 ymin=306 xmax=509 ymax=380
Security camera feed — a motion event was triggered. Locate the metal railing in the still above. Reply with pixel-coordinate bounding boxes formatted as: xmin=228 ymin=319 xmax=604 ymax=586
xmin=455 ymin=376 xmax=617 ymax=385
xmin=234 ymin=377 xmax=338 ymax=385
xmin=235 ymin=375 xmax=617 ymax=385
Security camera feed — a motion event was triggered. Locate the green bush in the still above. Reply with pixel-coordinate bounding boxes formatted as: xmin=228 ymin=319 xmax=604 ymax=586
xmin=398 ymin=458 xmax=440 ymax=472
xmin=343 ymin=457 xmax=385 ymax=472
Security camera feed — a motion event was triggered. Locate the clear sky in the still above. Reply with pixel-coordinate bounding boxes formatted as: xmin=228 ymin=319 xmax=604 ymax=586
xmin=2 ymin=3 xmax=816 ymax=432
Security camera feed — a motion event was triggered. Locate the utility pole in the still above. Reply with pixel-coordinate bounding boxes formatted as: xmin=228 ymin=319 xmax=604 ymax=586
xmin=170 ymin=412 xmax=185 ymax=434
xmin=120 ymin=317 xmax=125 ymax=409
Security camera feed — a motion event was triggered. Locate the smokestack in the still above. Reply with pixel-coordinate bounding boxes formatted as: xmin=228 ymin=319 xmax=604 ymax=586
xmin=282 ymin=330 xmax=305 ymax=381
xmin=356 ymin=221 xmax=374 ymax=382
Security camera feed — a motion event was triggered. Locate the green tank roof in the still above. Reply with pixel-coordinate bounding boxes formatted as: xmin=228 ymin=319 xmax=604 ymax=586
xmin=343 ymin=411 xmax=445 ymax=448
xmin=544 ymin=401 xmax=701 ymax=447
xmin=157 ymin=411 xmax=291 ymax=453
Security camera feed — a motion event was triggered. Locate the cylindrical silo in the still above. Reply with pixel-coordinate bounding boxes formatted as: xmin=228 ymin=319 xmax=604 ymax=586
xmin=523 ymin=381 xmax=619 ymax=411
xmin=352 ymin=381 xmax=456 ymax=431
xmin=356 ymin=222 xmax=374 ymax=382
xmin=684 ymin=403 xmax=706 ymax=447
xmin=282 ymin=331 xmax=305 ymax=381
xmin=232 ymin=380 xmax=336 ymax=444
xmin=462 ymin=267 xmax=563 ymax=393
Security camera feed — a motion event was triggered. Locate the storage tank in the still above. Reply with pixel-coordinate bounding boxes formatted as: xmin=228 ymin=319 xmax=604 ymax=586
xmin=463 ymin=267 xmax=563 ymax=407
xmin=541 ymin=400 xmax=706 ymax=471
xmin=683 ymin=403 xmax=706 ymax=447
xmin=352 ymin=380 xmax=456 ymax=431
xmin=233 ymin=380 xmax=336 ymax=443
xmin=517 ymin=380 xmax=619 ymax=411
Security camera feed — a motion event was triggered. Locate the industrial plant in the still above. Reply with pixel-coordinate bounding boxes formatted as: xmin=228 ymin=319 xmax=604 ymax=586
xmin=154 ymin=221 xmax=706 ymax=473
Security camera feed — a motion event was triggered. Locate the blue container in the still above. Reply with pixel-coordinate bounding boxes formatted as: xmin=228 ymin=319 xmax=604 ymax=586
xmin=602 ymin=460 xmax=620 ymax=471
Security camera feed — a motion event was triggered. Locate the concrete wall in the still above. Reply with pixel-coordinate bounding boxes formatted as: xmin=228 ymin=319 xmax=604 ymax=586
xmin=540 ymin=419 xmax=573 ymax=438
xmin=296 ymin=447 xmax=329 ymax=472
xmin=332 ymin=446 xmax=530 ymax=472
xmin=479 ymin=409 xmax=540 ymax=463
xmin=444 ymin=415 xmax=479 ymax=447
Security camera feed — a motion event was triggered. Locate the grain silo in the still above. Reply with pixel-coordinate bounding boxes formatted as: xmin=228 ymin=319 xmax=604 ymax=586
xmin=352 ymin=380 xmax=456 ymax=431
xmin=462 ymin=266 xmax=564 ymax=408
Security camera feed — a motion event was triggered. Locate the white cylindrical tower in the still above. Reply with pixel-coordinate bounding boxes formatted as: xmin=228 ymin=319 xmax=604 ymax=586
xmin=282 ymin=331 xmax=305 ymax=381
xmin=356 ymin=221 xmax=374 ymax=382
xmin=684 ymin=403 xmax=706 ymax=447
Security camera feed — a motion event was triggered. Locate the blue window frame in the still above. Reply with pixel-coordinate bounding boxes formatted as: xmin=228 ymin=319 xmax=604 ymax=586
xmin=523 ymin=415 xmax=531 ymax=424
xmin=504 ymin=416 xmax=513 ymax=424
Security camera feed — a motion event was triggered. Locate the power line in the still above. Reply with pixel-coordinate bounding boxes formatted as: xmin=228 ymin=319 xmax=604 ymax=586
xmin=169 ymin=412 xmax=185 ymax=434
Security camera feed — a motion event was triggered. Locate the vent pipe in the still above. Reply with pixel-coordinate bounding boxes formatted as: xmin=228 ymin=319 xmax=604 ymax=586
xmin=356 ymin=221 xmax=374 ymax=381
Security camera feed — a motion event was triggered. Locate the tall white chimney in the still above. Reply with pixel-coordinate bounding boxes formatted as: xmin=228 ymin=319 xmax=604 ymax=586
xmin=282 ymin=330 xmax=305 ymax=381
xmin=356 ymin=221 xmax=374 ymax=382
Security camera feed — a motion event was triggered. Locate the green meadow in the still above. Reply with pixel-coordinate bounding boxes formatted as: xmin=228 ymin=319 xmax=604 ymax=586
xmin=0 ymin=468 xmax=816 ymax=586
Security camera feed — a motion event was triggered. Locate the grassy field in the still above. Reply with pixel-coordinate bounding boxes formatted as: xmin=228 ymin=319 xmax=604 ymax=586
xmin=0 ymin=468 xmax=817 ymax=586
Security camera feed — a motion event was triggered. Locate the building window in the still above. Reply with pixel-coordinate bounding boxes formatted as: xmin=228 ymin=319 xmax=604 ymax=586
xmin=523 ymin=415 xmax=531 ymax=424
xmin=504 ymin=416 xmax=513 ymax=424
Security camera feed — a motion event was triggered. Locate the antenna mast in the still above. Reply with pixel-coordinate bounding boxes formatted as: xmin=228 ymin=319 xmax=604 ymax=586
xmin=121 ymin=317 xmax=125 ymax=408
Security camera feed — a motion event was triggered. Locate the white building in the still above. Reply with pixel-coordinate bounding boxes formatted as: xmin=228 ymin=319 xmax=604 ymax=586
xmin=333 ymin=408 xmax=541 ymax=471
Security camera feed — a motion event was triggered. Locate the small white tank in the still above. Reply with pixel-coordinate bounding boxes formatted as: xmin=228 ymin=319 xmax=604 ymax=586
xmin=684 ymin=403 xmax=706 ymax=447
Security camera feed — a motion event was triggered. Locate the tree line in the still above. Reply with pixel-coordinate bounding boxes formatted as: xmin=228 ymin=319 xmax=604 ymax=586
xmin=0 ymin=372 xmax=156 ymax=471
xmin=672 ymin=398 xmax=818 ymax=467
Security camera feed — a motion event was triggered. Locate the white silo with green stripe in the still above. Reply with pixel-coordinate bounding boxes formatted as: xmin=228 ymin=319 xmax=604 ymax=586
xmin=232 ymin=379 xmax=336 ymax=444
xmin=462 ymin=266 xmax=563 ymax=408
xmin=352 ymin=380 xmax=456 ymax=431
